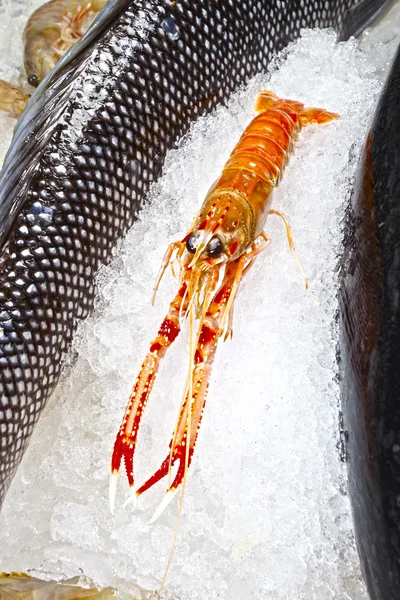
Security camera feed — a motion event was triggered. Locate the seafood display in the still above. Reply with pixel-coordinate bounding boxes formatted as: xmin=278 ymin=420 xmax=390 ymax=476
xmin=339 ymin=43 xmax=400 ymax=600
xmin=111 ymin=91 xmax=338 ymax=521
xmin=0 ymin=21 xmax=396 ymax=597
xmin=0 ymin=0 xmax=106 ymax=117
xmin=0 ymin=0 xmax=385 ymax=511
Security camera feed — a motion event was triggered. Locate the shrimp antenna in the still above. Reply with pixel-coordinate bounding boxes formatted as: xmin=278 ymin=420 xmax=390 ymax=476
xmin=158 ymin=272 xmax=198 ymax=594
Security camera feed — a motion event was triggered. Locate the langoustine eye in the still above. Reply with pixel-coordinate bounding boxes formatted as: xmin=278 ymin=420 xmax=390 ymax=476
xmin=207 ymin=236 xmax=224 ymax=257
xmin=186 ymin=233 xmax=199 ymax=254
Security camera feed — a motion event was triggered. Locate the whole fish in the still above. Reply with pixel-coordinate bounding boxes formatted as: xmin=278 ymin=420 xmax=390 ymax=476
xmin=0 ymin=0 xmax=390 ymax=508
xmin=339 ymin=43 xmax=400 ymax=600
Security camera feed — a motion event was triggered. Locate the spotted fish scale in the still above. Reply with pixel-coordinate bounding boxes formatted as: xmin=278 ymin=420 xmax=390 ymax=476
xmin=0 ymin=0 xmax=389 ymax=505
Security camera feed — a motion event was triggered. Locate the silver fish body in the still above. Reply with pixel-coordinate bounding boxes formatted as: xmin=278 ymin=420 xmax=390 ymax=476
xmin=0 ymin=0 xmax=390 ymax=506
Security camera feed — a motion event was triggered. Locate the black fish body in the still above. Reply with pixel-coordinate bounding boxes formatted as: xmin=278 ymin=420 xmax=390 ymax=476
xmin=339 ymin=43 xmax=400 ymax=600
xmin=0 ymin=0 xmax=390 ymax=507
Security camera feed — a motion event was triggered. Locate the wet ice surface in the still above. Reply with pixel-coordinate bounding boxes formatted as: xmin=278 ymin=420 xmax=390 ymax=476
xmin=0 ymin=13 xmax=400 ymax=600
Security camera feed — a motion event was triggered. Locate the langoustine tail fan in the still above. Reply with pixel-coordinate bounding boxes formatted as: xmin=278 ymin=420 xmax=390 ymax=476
xmin=111 ymin=91 xmax=339 ymax=519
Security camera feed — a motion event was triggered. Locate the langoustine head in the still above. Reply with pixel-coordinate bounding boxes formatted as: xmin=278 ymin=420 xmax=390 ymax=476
xmin=181 ymin=187 xmax=255 ymax=274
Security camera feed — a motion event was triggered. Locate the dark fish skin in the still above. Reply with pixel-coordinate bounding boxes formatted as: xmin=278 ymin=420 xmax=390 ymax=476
xmin=0 ymin=0 xmax=390 ymax=507
xmin=339 ymin=44 xmax=400 ymax=600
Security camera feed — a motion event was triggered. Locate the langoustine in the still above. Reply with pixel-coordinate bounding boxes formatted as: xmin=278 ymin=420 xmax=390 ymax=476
xmin=0 ymin=0 xmax=106 ymax=117
xmin=111 ymin=91 xmax=339 ymax=529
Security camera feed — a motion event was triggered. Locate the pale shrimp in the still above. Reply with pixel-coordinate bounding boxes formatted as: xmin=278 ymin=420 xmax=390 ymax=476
xmin=0 ymin=0 xmax=106 ymax=117
xmin=23 ymin=0 xmax=107 ymax=88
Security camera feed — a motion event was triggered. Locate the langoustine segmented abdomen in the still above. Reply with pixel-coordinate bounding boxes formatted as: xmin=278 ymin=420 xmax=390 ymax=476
xmin=206 ymin=91 xmax=339 ymax=243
